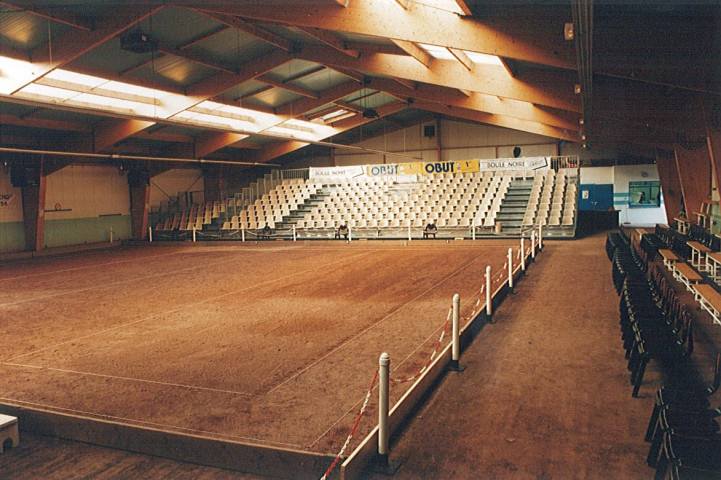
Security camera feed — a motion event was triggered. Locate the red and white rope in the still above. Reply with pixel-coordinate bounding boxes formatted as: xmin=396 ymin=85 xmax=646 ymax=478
xmin=390 ymin=306 xmax=452 ymax=384
xmin=320 ymin=369 xmax=379 ymax=480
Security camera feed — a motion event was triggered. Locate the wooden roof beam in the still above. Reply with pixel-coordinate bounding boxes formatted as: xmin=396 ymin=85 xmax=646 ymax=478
xmin=0 ymin=112 xmax=89 ymax=133
xmin=191 ymin=1 xmax=574 ymax=69
xmin=246 ymin=101 xmax=407 ymax=164
xmin=332 ymin=67 xmax=365 ymax=84
xmin=156 ymin=42 xmax=236 ymax=75
xmin=454 ymin=0 xmax=472 ymax=16
xmin=257 ymin=75 xmax=320 ymax=99
xmin=364 ymin=76 xmax=580 ymax=131
xmin=194 ymin=81 xmax=363 ymax=158
xmin=275 ymin=80 xmax=361 ymax=117
xmin=297 ymin=27 xmax=359 ymax=58
xmin=412 ymin=101 xmax=580 ymax=142
xmin=448 ymin=48 xmax=473 ymax=71
xmin=392 ymin=77 xmax=416 ymax=90
xmin=391 ymin=40 xmax=432 ymax=68
xmin=193 ymin=10 xmax=294 ymax=52
xmin=178 ymin=25 xmax=229 ymax=50
xmin=295 ymin=45 xmax=580 ymax=113
xmin=0 ymin=1 xmax=93 ymax=30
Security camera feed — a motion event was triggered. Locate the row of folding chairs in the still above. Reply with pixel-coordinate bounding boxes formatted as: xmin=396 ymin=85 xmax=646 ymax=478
xmin=609 ymin=230 xmax=721 ymax=479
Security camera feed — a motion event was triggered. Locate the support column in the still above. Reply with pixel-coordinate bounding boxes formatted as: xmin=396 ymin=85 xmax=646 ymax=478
xmin=20 ymin=174 xmax=46 ymax=252
xmin=129 ymin=184 xmax=150 ymax=241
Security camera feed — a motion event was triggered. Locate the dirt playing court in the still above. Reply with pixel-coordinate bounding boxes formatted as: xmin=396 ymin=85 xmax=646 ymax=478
xmin=0 ymin=240 xmax=516 ymax=461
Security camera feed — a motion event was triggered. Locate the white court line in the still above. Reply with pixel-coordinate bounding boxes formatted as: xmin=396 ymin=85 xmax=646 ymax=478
xmin=2 ymin=362 xmax=253 ymax=397
xmin=5 ymin=249 xmax=376 ymax=363
xmin=0 ymin=397 xmax=303 ymax=449
xmin=0 ymin=249 xmax=189 ymax=282
xmin=306 ymin=253 xmax=502 ymax=449
xmin=268 ymin=249 xmax=492 ymax=397
xmin=1 ymin=248 xmax=296 ymax=307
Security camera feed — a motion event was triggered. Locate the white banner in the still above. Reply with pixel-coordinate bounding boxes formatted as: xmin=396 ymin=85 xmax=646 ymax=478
xmin=309 ymin=165 xmax=365 ymax=180
xmin=478 ymin=157 xmax=549 ymax=172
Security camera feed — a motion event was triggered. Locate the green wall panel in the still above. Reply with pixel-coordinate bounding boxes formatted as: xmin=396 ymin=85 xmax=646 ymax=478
xmin=43 ymin=215 xmax=132 ymax=249
xmin=0 ymin=222 xmax=26 ymax=253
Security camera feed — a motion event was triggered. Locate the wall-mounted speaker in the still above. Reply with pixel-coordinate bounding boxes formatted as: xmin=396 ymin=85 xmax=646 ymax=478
xmin=424 ymin=125 xmax=436 ymax=138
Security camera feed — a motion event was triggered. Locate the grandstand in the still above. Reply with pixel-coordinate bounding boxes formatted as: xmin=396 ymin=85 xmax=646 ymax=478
xmin=153 ymin=158 xmax=580 ymax=241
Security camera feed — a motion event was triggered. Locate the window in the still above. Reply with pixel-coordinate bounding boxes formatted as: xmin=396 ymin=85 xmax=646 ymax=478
xmin=629 ymin=181 xmax=660 ymax=208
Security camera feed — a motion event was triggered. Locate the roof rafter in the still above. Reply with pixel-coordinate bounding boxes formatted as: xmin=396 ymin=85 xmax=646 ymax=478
xmin=192 ymin=10 xmax=294 ymax=52
xmin=189 ymin=0 xmax=575 ymax=69
xmin=367 ymin=77 xmax=580 ymax=131
xmin=391 ymin=40 xmax=432 ymax=68
xmin=448 ymin=48 xmax=473 ymax=71
xmin=296 ymin=27 xmax=359 ymax=58
xmin=413 ymin=101 xmax=579 ymax=142
xmin=246 ymin=100 xmax=408 ymax=164
xmin=257 ymin=74 xmax=320 ymax=99
xmin=294 ymin=45 xmax=580 ymax=113
xmin=0 ymin=1 xmax=93 ymax=30
xmin=193 ymin=80 xmax=363 ymax=157
xmin=3 ymin=5 xmax=164 ymax=95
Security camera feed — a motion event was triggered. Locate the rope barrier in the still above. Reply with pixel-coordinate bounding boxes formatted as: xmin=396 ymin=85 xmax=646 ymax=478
xmin=390 ymin=306 xmax=452 ymax=383
xmin=320 ymin=369 xmax=379 ymax=480
xmin=321 ymin=250 xmax=535 ymax=479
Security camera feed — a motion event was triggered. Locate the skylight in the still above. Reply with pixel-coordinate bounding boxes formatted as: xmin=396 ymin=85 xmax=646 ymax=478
xmin=0 ymin=56 xmax=342 ymax=144
xmin=465 ymin=51 xmax=504 ymax=66
xmin=419 ymin=44 xmax=455 ymax=61
xmin=419 ymin=44 xmax=503 ymax=66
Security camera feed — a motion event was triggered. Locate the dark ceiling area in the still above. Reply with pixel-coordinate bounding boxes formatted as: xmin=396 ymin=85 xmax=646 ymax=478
xmin=0 ymin=0 xmax=719 ymax=174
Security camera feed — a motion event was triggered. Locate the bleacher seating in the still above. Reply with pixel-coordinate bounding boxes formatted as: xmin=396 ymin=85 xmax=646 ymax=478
xmin=155 ymin=166 xmax=579 ymax=239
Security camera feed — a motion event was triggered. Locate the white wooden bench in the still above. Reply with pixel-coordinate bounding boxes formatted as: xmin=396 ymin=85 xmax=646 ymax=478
xmin=0 ymin=414 xmax=19 ymax=452
xmin=658 ymin=249 xmax=679 ymax=270
xmin=673 ymin=262 xmax=704 ymax=292
xmin=687 ymin=241 xmax=711 ymax=272
xmin=694 ymin=284 xmax=721 ymax=325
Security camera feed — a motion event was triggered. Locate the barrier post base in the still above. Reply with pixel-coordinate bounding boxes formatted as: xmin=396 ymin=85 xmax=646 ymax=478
xmin=373 ymin=455 xmax=402 ymax=476
xmin=448 ymin=360 xmax=466 ymax=372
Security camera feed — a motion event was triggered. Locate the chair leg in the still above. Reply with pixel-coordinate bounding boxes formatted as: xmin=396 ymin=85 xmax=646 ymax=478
xmin=645 ymin=402 xmax=661 ymax=442
xmin=632 ymin=356 xmax=649 ymax=397
xmin=646 ymin=422 xmax=663 ymax=467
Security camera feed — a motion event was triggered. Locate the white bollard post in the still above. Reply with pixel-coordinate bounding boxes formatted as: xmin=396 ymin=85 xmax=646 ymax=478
xmin=408 ymin=224 xmax=411 ymax=242
xmin=348 ymin=225 xmax=352 ymax=242
xmin=472 ymin=218 xmax=476 ymax=241
xmin=450 ymin=293 xmax=466 ymax=371
xmin=148 ymin=226 xmax=153 ymax=243
xmin=485 ymin=265 xmax=492 ymax=316
xmin=521 ymin=236 xmax=526 ymax=272
xmin=531 ymin=230 xmax=536 ymax=261
xmin=109 ymin=228 xmax=114 ymax=244
xmin=293 ymin=225 xmax=297 ymax=242
xmin=538 ymin=223 xmax=543 ymax=251
xmin=508 ymin=247 xmax=514 ymax=292
xmin=241 ymin=227 xmax=245 ymax=242
xmin=192 ymin=227 xmax=196 ymax=242
xmin=378 ymin=352 xmax=390 ymax=465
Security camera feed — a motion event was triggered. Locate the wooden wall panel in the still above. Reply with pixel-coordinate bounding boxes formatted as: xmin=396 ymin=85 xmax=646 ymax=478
xmin=655 ymin=151 xmax=683 ymax=223
xmin=675 ymin=142 xmax=712 ymax=219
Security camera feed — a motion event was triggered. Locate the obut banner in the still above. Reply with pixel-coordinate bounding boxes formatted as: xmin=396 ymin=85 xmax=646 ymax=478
xmin=365 ymin=160 xmax=480 ymax=177
xmin=478 ymin=157 xmax=549 ymax=172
